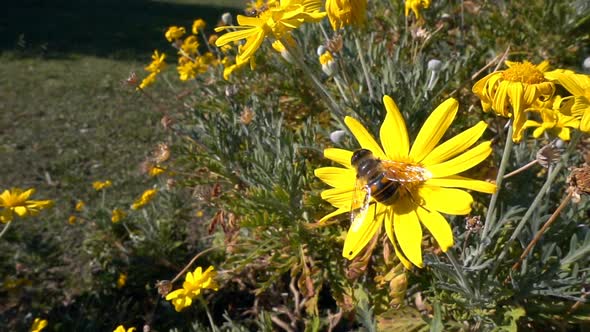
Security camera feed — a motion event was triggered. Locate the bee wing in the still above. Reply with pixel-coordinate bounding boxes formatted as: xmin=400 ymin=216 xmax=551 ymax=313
xmin=350 ymin=177 xmax=371 ymax=232
xmin=381 ymin=160 xmax=431 ymax=183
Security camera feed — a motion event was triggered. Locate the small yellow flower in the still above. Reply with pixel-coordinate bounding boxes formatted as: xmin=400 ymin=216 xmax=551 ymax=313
xmin=148 ymin=165 xmax=166 ymax=177
xmin=522 ymin=96 xmax=581 ymax=141
xmin=92 ymin=180 xmax=112 ymax=191
xmin=145 ymin=50 xmax=166 ymax=73
xmin=215 ymin=0 xmax=326 ymax=65
xmin=166 ymin=266 xmax=219 ymax=312
xmin=31 ymin=318 xmax=48 ymax=332
xmin=111 ymin=208 xmax=127 ymax=223
xmin=319 ymin=51 xmax=337 ymax=76
xmin=180 ymin=36 xmax=199 ymax=56
xmin=192 ymin=19 xmax=207 ymax=33
xmin=68 ymin=215 xmax=77 ymax=225
xmin=315 ymin=95 xmax=495 ymax=268
xmin=405 ymin=0 xmax=431 ymax=19
xmin=131 ymin=188 xmax=157 ymax=210
xmin=0 ymin=188 xmax=53 ymax=223
xmin=117 ymin=272 xmax=128 ymax=288
xmin=75 ymin=200 xmax=85 ymax=212
xmin=325 ymin=0 xmax=367 ymax=30
xmin=165 ymin=26 xmax=186 ymax=42
xmin=472 ymin=60 xmax=556 ymax=142
xmin=113 ymin=325 xmax=136 ymax=332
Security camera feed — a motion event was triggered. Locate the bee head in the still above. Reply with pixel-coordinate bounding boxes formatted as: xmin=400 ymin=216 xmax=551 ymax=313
xmin=351 ymin=149 xmax=373 ymax=167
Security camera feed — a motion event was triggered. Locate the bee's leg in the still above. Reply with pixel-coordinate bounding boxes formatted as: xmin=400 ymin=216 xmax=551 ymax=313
xmin=404 ymin=187 xmax=431 ymax=213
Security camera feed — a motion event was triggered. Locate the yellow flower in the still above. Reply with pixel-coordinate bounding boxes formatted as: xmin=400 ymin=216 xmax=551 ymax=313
xmin=131 ymin=188 xmax=157 ymax=210
xmin=92 ymin=180 xmax=112 ymax=191
xmin=0 ymin=188 xmax=53 ymax=223
xmin=319 ymin=50 xmax=337 ymax=76
xmin=180 ymin=36 xmax=199 ymax=56
xmin=68 ymin=215 xmax=77 ymax=225
xmin=405 ymin=0 xmax=431 ymax=19
xmin=145 ymin=50 xmax=166 ymax=73
xmin=177 ymin=57 xmax=200 ymax=81
xmin=138 ymin=72 xmax=157 ymax=90
xmin=148 ymin=165 xmax=166 ymax=177
xmin=166 ymin=266 xmax=219 ymax=312
xmin=75 ymin=200 xmax=85 ymax=212
xmin=31 ymin=318 xmax=48 ymax=332
xmin=315 ymin=95 xmax=496 ymax=268
xmin=111 ymin=208 xmax=126 ymax=223
xmin=472 ymin=60 xmax=556 ymax=142
xmin=544 ymin=69 xmax=590 ymax=132
xmin=215 ymin=0 xmax=325 ymax=65
xmin=117 ymin=272 xmax=128 ymax=288
xmin=113 ymin=325 xmax=136 ymax=332
xmin=325 ymin=0 xmax=367 ymax=30
xmin=522 ymin=96 xmax=581 ymax=141
xmin=192 ymin=19 xmax=207 ymax=33
xmin=165 ymin=26 xmax=186 ymax=42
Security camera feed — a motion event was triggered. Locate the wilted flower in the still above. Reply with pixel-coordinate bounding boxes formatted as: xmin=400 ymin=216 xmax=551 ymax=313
xmin=165 ymin=266 xmax=219 ymax=312
xmin=165 ymin=26 xmax=186 ymax=42
xmin=315 ymin=95 xmax=495 ymax=267
xmin=325 ymin=0 xmax=367 ymax=30
xmin=92 ymin=180 xmax=112 ymax=191
xmin=131 ymin=189 xmax=157 ymax=210
xmin=0 ymin=188 xmax=53 ymax=223
xmin=31 ymin=318 xmax=48 ymax=332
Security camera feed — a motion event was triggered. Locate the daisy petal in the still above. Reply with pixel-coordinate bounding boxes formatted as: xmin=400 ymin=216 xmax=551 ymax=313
xmin=345 ymin=116 xmax=386 ymax=159
xmin=425 ymin=175 xmax=496 ymax=193
xmin=321 ymin=187 xmax=355 ymax=207
xmin=416 ymin=207 xmax=453 ymax=251
xmin=380 ymin=95 xmax=409 ymax=159
xmin=314 ymin=167 xmax=356 ymax=188
xmin=427 ymin=142 xmax=492 ymax=178
xmin=318 ymin=207 xmax=348 ymax=223
xmin=410 ymin=98 xmax=459 ymax=162
xmin=324 ymin=148 xmax=353 ymax=167
xmin=342 ymin=204 xmax=384 ymax=260
xmin=422 ymin=121 xmax=488 ymax=166
xmin=384 ymin=207 xmax=413 ymax=269
xmin=419 ymin=186 xmax=473 ymax=215
xmin=393 ymin=199 xmax=423 ymax=267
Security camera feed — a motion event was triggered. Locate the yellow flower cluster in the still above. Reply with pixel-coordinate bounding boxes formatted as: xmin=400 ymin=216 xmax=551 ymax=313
xmin=0 ymin=188 xmax=53 ymax=224
xmin=111 ymin=208 xmax=127 ymax=223
xmin=165 ymin=266 xmax=219 ymax=312
xmin=473 ymin=60 xmax=590 ymax=142
xmin=131 ymin=188 xmax=157 ymax=210
xmin=139 ymin=50 xmax=167 ymax=90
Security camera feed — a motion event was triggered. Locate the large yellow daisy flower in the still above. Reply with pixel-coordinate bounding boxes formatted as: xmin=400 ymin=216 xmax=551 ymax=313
xmin=0 ymin=188 xmax=53 ymax=223
xmin=215 ymin=0 xmax=325 ymax=65
xmin=314 ymin=95 xmax=496 ymax=268
xmin=325 ymin=0 xmax=367 ymax=30
xmin=472 ymin=60 xmax=556 ymax=142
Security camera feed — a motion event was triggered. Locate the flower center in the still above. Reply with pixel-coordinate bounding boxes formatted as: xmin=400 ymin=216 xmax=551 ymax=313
xmin=501 ymin=61 xmax=546 ymax=84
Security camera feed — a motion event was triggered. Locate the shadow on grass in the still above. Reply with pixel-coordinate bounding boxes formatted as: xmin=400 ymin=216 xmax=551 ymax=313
xmin=0 ymin=0 xmax=241 ymax=59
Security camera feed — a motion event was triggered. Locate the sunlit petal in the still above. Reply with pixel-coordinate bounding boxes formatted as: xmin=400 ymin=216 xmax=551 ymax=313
xmin=416 ymin=207 xmax=453 ymax=251
xmin=324 ymin=148 xmax=353 ymax=167
xmin=393 ymin=199 xmax=423 ymax=267
xmin=342 ymin=204 xmax=385 ymax=260
xmin=421 ymin=121 xmax=488 ymax=166
xmin=410 ymin=98 xmax=459 ymax=162
xmin=425 ymin=175 xmax=496 ymax=193
xmin=427 ymin=142 xmax=492 ymax=178
xmin=345 ymin=116 xmax=386 ymax=159
xmin=419 ymin=186 xmax=473 ymax=215
xmin=314 ymin=167 xmax=356 ymax=188
xmin=380 ymin=95 xmax=409 ymax=159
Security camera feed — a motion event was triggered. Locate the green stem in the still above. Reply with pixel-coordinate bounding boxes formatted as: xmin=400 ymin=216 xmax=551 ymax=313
xmin=446 ymin=249 xmax=473 ymax=297
xmin=281 ymin=38 xmax=344 ymax=119
xmin=0 ymin=220 xmax=13 ymax=239
xmin=353 ymin=35 xmax=375 ymax=101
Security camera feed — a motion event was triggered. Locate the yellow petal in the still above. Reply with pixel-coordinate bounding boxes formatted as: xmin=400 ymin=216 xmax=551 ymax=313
xmin=14 ymin=206 xmax=29 ymax=217
xmin=342 ymin=204 xmax=384 ymax=260
xmin=384 ymin=207 xmax=413 ymax=269
xmin=344 ymin=116 xmax=386 ymax=159
xmin=427 ymin=141 xmax=492 ymax=178
xmin=425 ymin=175 xmax=496 ymax=193
xmin=419 ymin=186 xmax=473 ymax=215
xmin=324 ymin=148 xmax=353 ymax=168
xmin=409 ymin=98 xmax=459 ymax=163
xmin=215 ymin=27 xmax=256 ymax=47
xmin=380 ymin=95 xmax=410 ymax=160
xmin=318 ymin=207 xmax=348 ymax=223
xmin=393 ymin=199 xmax=423 ymax=267
xmin=314 ymin=167 xmax=356 ymax=188
xmin=421 ymin=121 xmax=488 ymax=166
xmin=321 ymin=187 xmax=355 ymax=207
xmin=416 ymin=207 xmax=453 ymax=252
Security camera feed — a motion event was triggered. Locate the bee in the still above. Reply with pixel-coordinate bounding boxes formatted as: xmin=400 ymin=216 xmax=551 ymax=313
xmin=349 ymin=149 xmax=431 ymax=229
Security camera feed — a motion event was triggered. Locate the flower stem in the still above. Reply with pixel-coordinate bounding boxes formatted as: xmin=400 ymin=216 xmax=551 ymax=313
xmin=171 ymin=247 xmax=218 ymax=284
xmin=446 ymin=249 xmax=474 ymax=296
xmin=503 ymin=159 xmax=538 ymax=179
xmin=511 ymin=190 xmax=573 ymax=271
xmin=353 ymin=35 xmax=375 ymax=101
xmin=281 ymin=38 xmax=344 ymax=119
xmin=0 ymin=220 xmax=13 ymax=239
